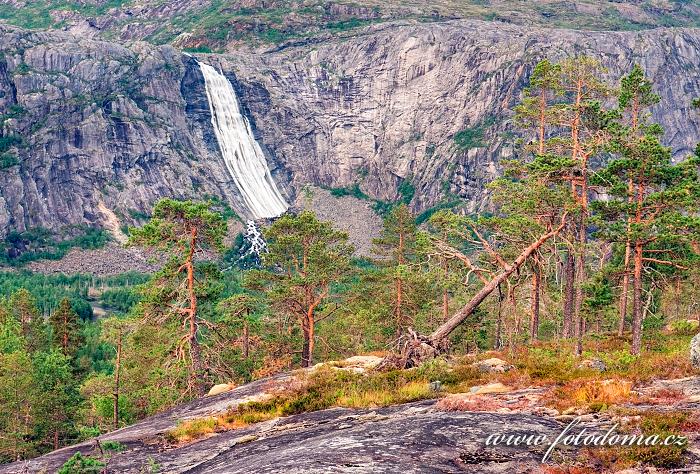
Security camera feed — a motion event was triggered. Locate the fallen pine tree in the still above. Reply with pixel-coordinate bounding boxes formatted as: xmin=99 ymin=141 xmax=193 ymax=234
xmin=382 ymin=211 xmax=569 ymax=368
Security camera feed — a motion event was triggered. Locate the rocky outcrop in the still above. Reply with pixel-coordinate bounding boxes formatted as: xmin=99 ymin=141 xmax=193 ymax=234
xmin=2 ymin=20 xmax=700 ymax=239
xmin=474 ymin=358 xmax=513 ymax=373
xmin=692 ymin=333 xmax=700 ymax=369
xmin=0 ymin=399 xmax=574 ymax=473
xmin=4 ymin=367 xmax=699 ymax=473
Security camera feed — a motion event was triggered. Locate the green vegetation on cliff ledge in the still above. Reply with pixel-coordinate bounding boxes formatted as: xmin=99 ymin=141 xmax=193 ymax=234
xmin=0 ymin=226 xmax=110 ymax=267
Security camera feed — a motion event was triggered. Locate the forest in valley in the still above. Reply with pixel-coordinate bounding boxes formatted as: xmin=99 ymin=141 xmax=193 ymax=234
xmin=0 ymin=57 xmax=699 ymax=464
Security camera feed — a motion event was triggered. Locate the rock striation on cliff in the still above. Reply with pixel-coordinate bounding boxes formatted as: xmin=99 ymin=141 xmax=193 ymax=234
xmin=1 ymin=20 xmax=700 ymax=238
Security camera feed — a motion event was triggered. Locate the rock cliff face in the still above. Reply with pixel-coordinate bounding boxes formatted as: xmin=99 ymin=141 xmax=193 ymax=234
xmin=0 ymin=25 xmax=283 ymax=237
xmin=1 ymin=20 xmax=700 ymax=237
xmin=220 ymin=20 xmax=700 ymax=213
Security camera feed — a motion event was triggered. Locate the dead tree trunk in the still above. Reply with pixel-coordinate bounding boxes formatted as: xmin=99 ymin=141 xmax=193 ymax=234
xmin=379 ymin=214 xmax=567 ymax=369
xmin=430 ymin=215 xmax=567 ymax=345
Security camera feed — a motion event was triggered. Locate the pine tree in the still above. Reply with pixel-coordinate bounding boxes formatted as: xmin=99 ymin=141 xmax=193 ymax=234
xmin=0 ymin=306 xmax=34 ymax=462
xmin=373 ymin=204 xmax=423 ymax=337
xmin=129 ymin=199 xmax=226 ymax=396
xmin=9 ymin=289 xmax=48 ymax=354
xmin=594 ymin=130 xmax=700 ymax=355
xmin=517 ymin=56 xmax=611 ymax=352
xmin=250 ymin=211 xmax=354 ymax=367
xmin=614 ymin=64 xmax=660 ymax=336
xmin=32 ymin=349 xmax=80 ymax=451
xmin=514 ymin=58 xmax=562 ymax=156
xmin=0 ymin=350 xmax=35 ymax=461
xmin=49 ymin=298 xmax=82 ymax=358
xmin=100 ymin=317 xmax=134 ymax=430
xmin=558 ymin=56 xmax=610 ymax=355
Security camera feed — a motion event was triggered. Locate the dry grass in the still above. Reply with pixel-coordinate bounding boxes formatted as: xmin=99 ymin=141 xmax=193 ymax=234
xmin=166 ymin=418 xmax=219 ymax=443
xmin=546 ymin=378 xmax=634 ymax=413
xmin=541 ymin=467 xmax=597 ymax=474
xmin=641 ymin=387 xmax=687 ymax=406
xmin=336 ymin=381 xmax=433 ymax=408
xmin=570 ymin=379 xmax=632 ymax=406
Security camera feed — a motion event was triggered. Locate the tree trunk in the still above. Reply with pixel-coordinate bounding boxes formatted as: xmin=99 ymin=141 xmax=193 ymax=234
xmin=510 ymin=285 xmax=520 ymax=345
xmin=619 ymin=177 xmax=634 ymax=336
xmin=538 ymin=87 xmax=546 ymax=155
xmin=395 ymin=277 xmax=404 ymax=337
xmin=113 ymin=329 xmax=121 ymax=431
xmin=563 ymin=251 xmax=575 ymax=337
xmin=619 ymin=240 xmax=631 ymax=336
xmin=308 ymin=312 xmax=315 ymax=367
xmin=631 ymin=241 xmax=644 ymax=355
xmin=301 ymin=326 xmax=310 ymax=368
xmin=494 ymin=285 xmax=503 ymax=350
xmin=185 ymin=227 xmax=206 ymax=397
xmin=574 ymin=222 xmax=586 ymax=356
xmin=62 ymin=312 xmax=68 ymax=353
xmin=442 ymin=259 xmax=449 ymax=321
xmin=301 ymin=317 xmax=314 ymax=368
xmin=530 ymin=262 xmax=541 ymax=341
xmin=430 ymin=215 xmax=567 ymax=344
xmin=243 ymin=319 xmax=249 ymax=360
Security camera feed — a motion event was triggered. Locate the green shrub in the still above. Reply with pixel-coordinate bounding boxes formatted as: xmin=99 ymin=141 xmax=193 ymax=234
xmin=101 ymin=440 xmax=125 ymax=452
xmin=0 ymin=134 xmax=23 ymax=152
xmin=454 ymin=126 xmax=485 ymax=150
xmin=0 ymin=226 xmax=110 ymax=266
xmin=0 ymin=152 xmax=19 ymax=169
xmin=329 ymin=184 xmax=368 ymax=200
xmin=57 ymin=452 xmax=105 ymax=474
xmin=669 ymin=319 xmax=698 ymax=336
xmin=397 ymin=179 xmax=415 ymax=204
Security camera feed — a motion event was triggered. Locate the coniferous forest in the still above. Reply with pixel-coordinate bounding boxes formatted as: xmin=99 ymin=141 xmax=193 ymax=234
xmin=1 ymin=57 xmax=700 ymax=472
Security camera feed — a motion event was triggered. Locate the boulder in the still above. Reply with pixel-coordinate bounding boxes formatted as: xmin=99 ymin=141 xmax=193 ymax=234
xmin=473 ymin=358 xmax=513 ymax=373
xmin=313 ymin=355 xmax=385 ymax=374
xmin=207 ymin=383 xmax=235 ymax=397
xmin=577 ymin=359 xmax=606 ymax=372
xmin=343 ymin=355 xmax=384 ymax=370
xmin=469 ymin=383 xmax=512 ymax=395
xmin=691 ymin=333 xmax=700 ymax=369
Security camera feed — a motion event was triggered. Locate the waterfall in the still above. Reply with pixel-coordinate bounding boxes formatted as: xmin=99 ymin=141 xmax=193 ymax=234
xmin=241 ymin=220 xmax=268 ymax=258
xmin=198 ymin=61 xmax=288 ymax=219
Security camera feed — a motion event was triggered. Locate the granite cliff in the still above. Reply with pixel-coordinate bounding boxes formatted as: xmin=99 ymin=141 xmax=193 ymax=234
xmin=1 ymin=20 xmax=700 ymax=238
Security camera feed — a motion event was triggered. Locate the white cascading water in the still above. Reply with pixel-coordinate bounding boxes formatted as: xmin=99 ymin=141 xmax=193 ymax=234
xmin=198 ymin=61 xmax=288 ymax=219
xmin=240 ymin=219 xmax=268 ymax=260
